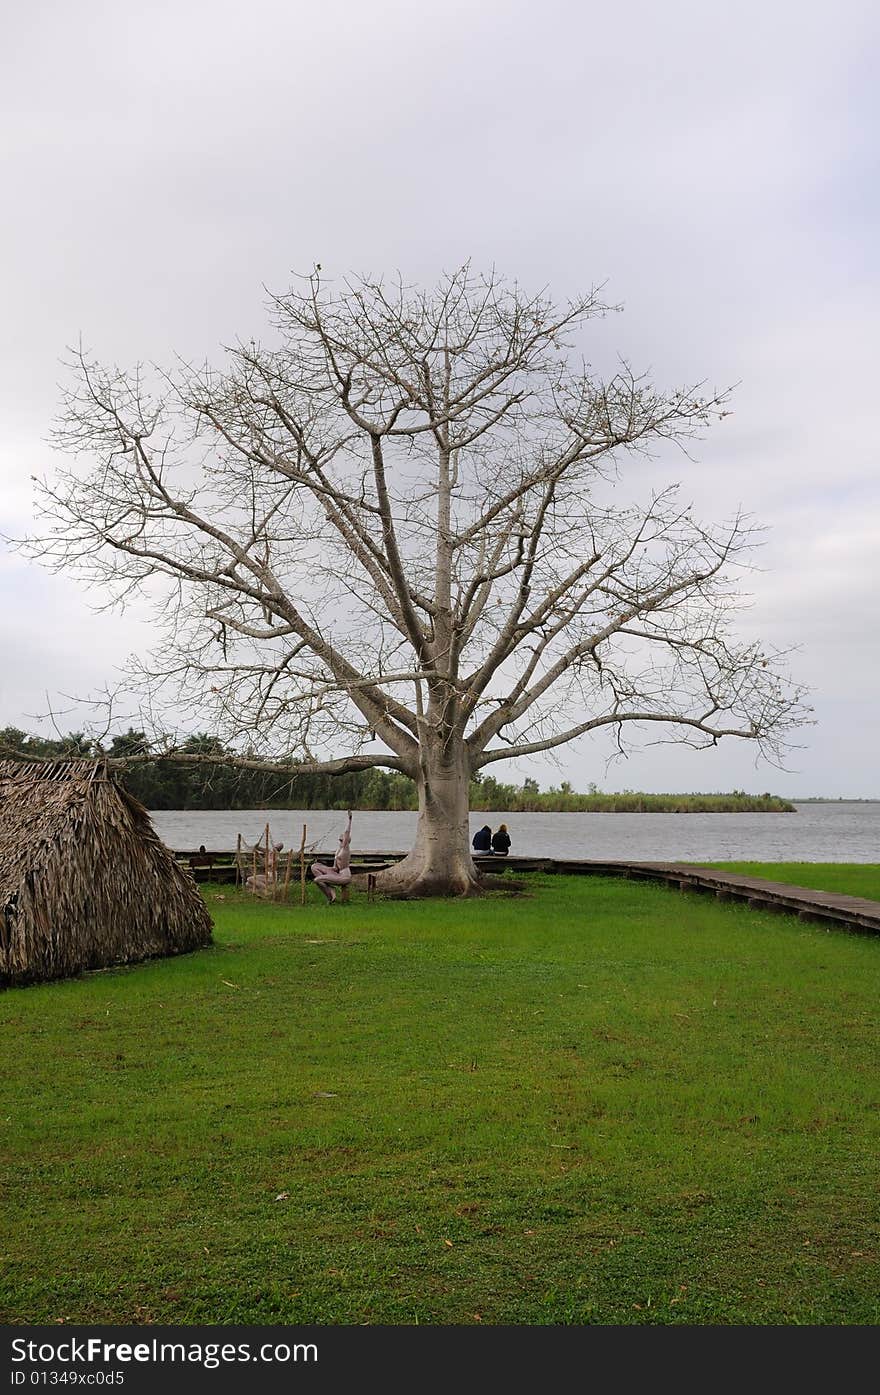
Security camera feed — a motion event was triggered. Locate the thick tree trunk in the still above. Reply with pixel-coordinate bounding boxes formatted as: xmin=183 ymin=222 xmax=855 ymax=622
xmin=375 ymin=742 xmax=481 ymax=897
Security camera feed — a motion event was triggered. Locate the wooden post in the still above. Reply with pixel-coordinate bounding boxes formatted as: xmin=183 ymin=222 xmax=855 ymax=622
xmin=235 ymin=832 xmax=242 ymax=888
xmin=299 ymin=823 xmax=307 ymax=905
xmin=252 ymin=841 xmax=257 ymax=891
xmin=265 ymin=823 xmax=271 ymax=889
xmin=281 ymin=842 xmax=293 ymax=902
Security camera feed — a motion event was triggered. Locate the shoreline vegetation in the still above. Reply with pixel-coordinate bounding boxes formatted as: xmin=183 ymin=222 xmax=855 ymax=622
xmin=0 ymin=726 xmax=794 ymax=813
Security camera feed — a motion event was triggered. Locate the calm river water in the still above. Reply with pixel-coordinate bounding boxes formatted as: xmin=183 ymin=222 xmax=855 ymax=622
xmin=150 ymin=803 xmax=880 ymax=863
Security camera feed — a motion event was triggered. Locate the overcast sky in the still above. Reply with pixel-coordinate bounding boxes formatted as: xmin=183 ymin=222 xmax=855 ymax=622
xmin=1 ymin=0 xmax=878 ymax=797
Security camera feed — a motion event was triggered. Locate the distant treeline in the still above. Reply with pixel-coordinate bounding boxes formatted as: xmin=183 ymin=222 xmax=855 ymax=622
xmin=0 ymin=727 xmax=795 ymax=813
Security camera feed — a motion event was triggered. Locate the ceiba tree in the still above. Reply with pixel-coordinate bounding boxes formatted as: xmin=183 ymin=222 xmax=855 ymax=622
xmin=32 ymin=266 xmax=806 ymax=895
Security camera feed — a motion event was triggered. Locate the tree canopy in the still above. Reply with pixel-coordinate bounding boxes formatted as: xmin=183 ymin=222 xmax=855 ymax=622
xmin=25 ymin=265 xmax=808 ymax=892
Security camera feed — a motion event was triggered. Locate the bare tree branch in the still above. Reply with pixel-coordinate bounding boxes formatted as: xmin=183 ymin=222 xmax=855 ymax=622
xmin=15 ymin=264 xmax=809 ymax=894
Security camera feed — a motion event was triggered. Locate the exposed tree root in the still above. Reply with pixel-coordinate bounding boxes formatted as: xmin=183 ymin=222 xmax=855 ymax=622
xmin=352 ymin=866 xmax=527 ymax=900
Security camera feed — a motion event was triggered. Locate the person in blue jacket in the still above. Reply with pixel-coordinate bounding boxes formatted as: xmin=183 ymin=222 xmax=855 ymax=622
xmin=472 ymin=824 xmax=492 ymax=853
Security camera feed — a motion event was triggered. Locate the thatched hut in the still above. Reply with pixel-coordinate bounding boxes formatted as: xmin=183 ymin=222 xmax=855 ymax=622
xmin=0 ymin=760 xmax=213 ymax=987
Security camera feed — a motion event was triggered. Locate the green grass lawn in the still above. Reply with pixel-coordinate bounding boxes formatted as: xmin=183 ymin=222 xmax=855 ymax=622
xmin=1 ymin=868 xmax=879 ymax=1325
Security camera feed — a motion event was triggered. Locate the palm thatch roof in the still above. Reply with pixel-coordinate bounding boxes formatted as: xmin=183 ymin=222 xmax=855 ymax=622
xmin=0 ymin=760 xmax=212 ymax=986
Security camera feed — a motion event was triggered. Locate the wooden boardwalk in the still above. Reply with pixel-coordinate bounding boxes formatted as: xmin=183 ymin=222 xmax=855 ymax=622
xmin=175 ymin=850 xmax=880 ymax=935
xmin=584 ymin=860 xmax=880 ymax=934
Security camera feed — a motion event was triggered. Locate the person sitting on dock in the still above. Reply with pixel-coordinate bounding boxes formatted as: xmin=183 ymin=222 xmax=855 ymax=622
xmin=491 ymin=824 xmax=511 ymax=857
xmin=472 ymin=824 xmax=492 ymax=853
xmin=310 ymin=811 xmax=353 ymax=904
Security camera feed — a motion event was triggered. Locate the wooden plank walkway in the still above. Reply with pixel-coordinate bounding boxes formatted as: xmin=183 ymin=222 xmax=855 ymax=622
xmin=604 ymin=861 xmax=880 ymax=933
xmin=174 ymin=850 xmax=880 ymax=935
